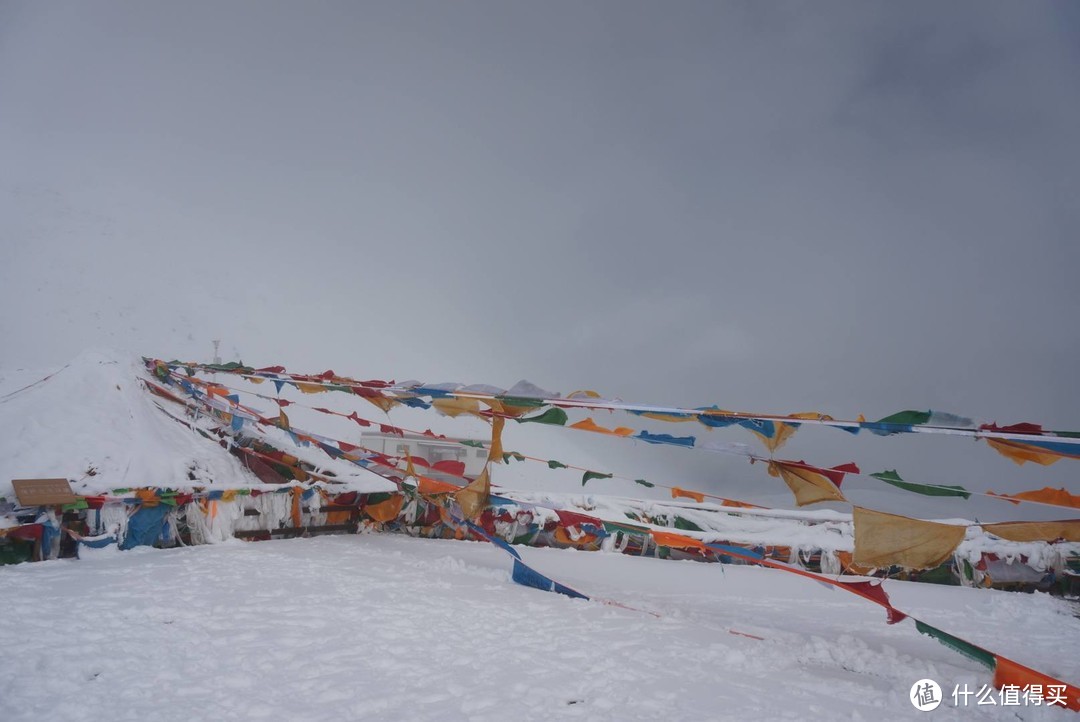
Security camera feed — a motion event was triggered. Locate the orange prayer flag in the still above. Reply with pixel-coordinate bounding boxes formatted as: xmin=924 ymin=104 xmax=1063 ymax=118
xmin=290 ymin=487 xmax=304 ymax=528
xmin=835 ymin=550 xmax=876 ymax=576
xmin=135 ymin=489 xmax=160 ymax=507
xmin=417 ymin=476 xmax=460 ymax=495
xmin=651 ymin=530 xmax=708 ymax=551
xmin=570 ymin=418 xmax=637 ymax=436
xmin=670 ymin=487 xmax=705 ymax=503
xmin=719 ymin=498 xmax=761 ymax=509
xmin=993 ymin=656 xmax=1080 ymax=712
xmin=639 ymin=411 xmax=696 ymax=423
xmin=365 ymin=494 xmax=404 ymax=523
xmin=988 ymin=486 xmax=1080 ymax=510
xmin=984 ymin=437 xmax=1068 ymax=466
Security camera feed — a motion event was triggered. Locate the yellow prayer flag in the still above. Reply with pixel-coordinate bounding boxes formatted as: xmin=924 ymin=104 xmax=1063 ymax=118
xmin=853 ymin=507 xmax=966 ymax=570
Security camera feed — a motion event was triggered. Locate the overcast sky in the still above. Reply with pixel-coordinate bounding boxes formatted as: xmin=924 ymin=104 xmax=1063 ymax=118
xmin=1 ymin=1 xmax=1077 ymax=519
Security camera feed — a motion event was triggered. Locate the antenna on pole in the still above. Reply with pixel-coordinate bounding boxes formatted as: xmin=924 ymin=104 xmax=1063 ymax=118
xmin=212 ymin=339 xmax=222 ymax=365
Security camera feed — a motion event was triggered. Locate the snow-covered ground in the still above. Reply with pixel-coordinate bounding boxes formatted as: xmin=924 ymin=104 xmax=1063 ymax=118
xmin=1 ymin=534 xmax=1077 ymax=721
xmin=1 ymin=351 xmax=1077 ymax=720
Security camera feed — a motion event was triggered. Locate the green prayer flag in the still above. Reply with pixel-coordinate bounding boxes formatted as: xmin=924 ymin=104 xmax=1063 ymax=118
xmin=634 ymin=479 xmax=655 ymax=488
xmin=870 ymin=470 xmax=971 ymax=499
xmin=516 ymin=407 xmax=569 ymax=426
xmin=602 ymin=520 xmax=650 ymax=536
xmin=672 ymin=516 xmax=704 ymax=532
xmin=547 ymin=460 xmax=568 ymax=469
xmin=496 ymin=395 xmax=546 ymax=409
xmin=876 ymin=410 xmax=932 ymax=426
xmin=582 ymin=470 xmax=613 ymax=486
xmin=204 ymin=361 xmax=253 ymax=373
xmin=502 ymin=452 xmax=526 ymax=463
xmin=915 ymin=621 xmax=995 ymax=670
xmin=460 ymin=440 xmax=485 ymax=448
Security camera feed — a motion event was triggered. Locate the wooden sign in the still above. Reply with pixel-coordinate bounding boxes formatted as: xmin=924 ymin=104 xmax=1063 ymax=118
xmin=11 ymin=478 xmax=77 ymax=506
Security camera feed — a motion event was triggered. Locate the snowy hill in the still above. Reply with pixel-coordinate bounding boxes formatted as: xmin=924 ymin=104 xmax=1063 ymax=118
xmin=0 ymin=349 xmax=256 ymax=499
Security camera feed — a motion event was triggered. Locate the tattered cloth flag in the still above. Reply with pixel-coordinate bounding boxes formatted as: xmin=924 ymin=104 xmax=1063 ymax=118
xmin=487 ymin=416 xmax=505 ymax=463
xmin=547 ymin=460 xmax=568 ymax=469
xmin=569 ymin=418 xmax=635 ymax=436
xmin=432 ymin=397 xmax=483 ymax=418
xmin=988 ymin=486 xmax=1080 ymax=509
xmin=516 ymin=407 xmax=568 ymax=426
xmin=982 ymin=435 xmax=1080 ymax=467
xmin=696 ymin=411 xmax=799 ymax=453
xmin=980 ymin=520 xmax=1080 ymax=543
xmin=670 ymin=487 xmax=704 ymax=503
xmin=864 ymin=409 xmax=974 ymax=436
xmin=455 ymin=466 xmax=490 ymax=520
xmin=869 ymin=469 xmax=970 ymax=499
xmin=635 ymin=430 xmax=696 ymax=448
xmin=364 ymin=494 xmax=405 ymax=524
xmin=767 ymin=460 xmax=857 ymax=507
xmin=853 ymin=507 xmax=966 ymax=570
xmin=582 ymin=470 xmax=613 ymax=486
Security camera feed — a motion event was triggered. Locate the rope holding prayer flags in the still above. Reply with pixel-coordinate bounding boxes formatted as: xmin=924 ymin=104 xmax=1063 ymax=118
xmin=163 ymin=358 xmax=1080 ymax=457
